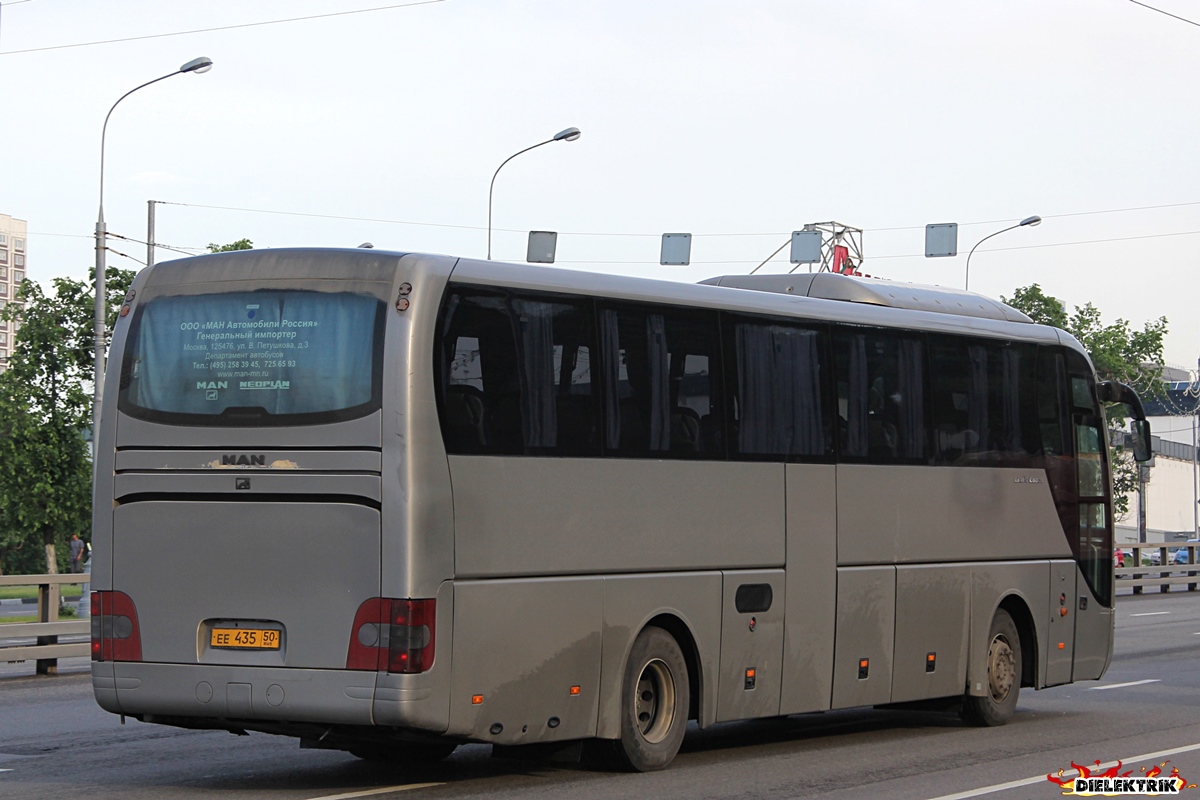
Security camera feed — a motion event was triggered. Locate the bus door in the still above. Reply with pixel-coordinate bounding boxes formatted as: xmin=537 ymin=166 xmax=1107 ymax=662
xmin=1070 ymin=408 xmax=1116 ymax=681
xmin=1046 ymin=560 xmax=1077 ymax=686
xmin=1039 ymin=347 xmax=1114 ymax=685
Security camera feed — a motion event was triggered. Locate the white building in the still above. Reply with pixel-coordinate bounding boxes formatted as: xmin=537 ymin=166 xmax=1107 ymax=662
xmin=1116 ymin=365 xmax=1200 ymax=544
xmin=0 ymin=213 xmax=27 ymax=373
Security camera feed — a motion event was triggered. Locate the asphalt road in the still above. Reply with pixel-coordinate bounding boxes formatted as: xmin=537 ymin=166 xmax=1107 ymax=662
xmin=3 ymin=591 xmax=1200 ymax=800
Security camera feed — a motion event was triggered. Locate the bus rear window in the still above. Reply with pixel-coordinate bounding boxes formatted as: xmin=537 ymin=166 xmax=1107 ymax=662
xmin=118 ymin=290 xmax=385 ymax=426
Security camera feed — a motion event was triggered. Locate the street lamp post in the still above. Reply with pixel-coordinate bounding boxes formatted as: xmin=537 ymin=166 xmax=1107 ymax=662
xmin=93 ymin=57 xmax=213 ymax=449
xmin=964 ymin=215 xmax=1042 ymax=291
xmin=487 ymin=127 xmax=581 ymax=260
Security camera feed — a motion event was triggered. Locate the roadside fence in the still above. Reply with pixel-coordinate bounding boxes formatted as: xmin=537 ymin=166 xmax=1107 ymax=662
xmin=0 ymin=572 xmax=90 ymax=675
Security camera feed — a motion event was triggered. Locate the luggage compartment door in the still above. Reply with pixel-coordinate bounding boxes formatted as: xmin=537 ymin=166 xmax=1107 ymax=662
xmin=716 ymin=570 xmax=785 ymax=722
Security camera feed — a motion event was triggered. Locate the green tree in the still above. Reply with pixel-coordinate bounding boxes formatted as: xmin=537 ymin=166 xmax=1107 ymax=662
xmin=0 ymin=266 xmax=135 ymax=574
xmin=1004 ymin=283 xmax=1067 ymax=329
xmin=1003 ymin=284 xmax=1168 ymax=517
xmin=207 ymin=238 xmax=253 ymax=253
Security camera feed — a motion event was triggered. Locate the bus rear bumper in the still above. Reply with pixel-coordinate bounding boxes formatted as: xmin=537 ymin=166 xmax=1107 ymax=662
xmin=99 ymin=662 xmax=379 ymax=727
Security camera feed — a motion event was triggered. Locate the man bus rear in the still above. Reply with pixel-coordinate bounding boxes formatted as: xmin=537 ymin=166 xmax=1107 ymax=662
xmin=90 ymin=248 xmax=460 ymax=757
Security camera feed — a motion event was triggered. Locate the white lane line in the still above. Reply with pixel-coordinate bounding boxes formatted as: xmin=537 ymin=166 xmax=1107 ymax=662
xmin=0 ymin=769 xmax=12 ymax=774
xmin=924 ymin=740 xmax=1200 ymax=800
xmin=306 ymin=784 xmax=443 ymax=800
xmin=1131 ymin=612 xmax=1171 ymax=617
xmin=1087 ymin=679 xmax=1162 ymax=691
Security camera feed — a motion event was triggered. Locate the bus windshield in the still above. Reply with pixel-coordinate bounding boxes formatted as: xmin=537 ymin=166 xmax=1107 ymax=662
xmin=118 ymin=289 xmax=385 ymax=425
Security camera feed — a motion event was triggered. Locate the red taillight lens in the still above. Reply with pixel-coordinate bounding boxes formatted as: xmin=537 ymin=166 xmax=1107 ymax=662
xmin=90 ymin=591 xmax=142 ymax=662
xmin=346 ymin=597 xmax=387 ymax=671
xmin=346 ymin=597 xmax=435 ymax=674
xmin=387 ymin=599 xmax=435 ymax=674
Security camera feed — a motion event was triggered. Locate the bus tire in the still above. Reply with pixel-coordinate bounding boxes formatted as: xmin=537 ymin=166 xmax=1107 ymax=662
xmin=961 ymin=608 xmax=1021 ymax=727
xmin=349 ymin=742 xmax=457 ymax=764
xmin=611 ymin=625 xmax=689 ymax=772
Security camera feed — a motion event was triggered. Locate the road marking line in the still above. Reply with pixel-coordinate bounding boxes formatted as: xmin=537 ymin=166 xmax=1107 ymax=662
xmin=306 ymin=783 xmax=443 ymax=800
xmin=0 ymin=769 xmax=12 ymax=774
xmin=924 ymin=740 xmax=1200 ymax=800
xmin=1087 ymin=679 xmax=1162 ymax=691
xmin=1131 ymin=612 xmax=1171 ymax=617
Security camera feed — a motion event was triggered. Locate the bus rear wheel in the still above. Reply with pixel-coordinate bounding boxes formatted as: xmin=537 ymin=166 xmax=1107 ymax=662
xmin=961 ymin=608 xmax=1021 ymax=727
xmin=609 ymin=625 xmax=689 ymax=772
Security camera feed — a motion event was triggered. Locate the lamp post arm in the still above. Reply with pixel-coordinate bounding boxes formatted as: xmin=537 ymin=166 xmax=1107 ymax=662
xmin=93 ymin=67 xmax=181 ymax=460
xmin=964 ymin=223 xmax=1018 ymax=291
xmin=487 ymin=137 xmax=555 ymax=260
xmin=98 ymin=69 xmax=180 ymax=214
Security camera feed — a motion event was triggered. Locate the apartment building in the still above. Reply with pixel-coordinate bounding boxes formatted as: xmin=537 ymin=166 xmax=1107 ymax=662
xmin=0 ymin=213 xmax=27 ymax=373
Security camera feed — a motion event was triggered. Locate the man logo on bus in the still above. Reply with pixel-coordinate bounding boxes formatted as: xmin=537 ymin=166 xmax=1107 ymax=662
xmin=197 ymin=381 xmax=228 ymax=390
xmin=221 ymin=454 xmax=266 ymax=466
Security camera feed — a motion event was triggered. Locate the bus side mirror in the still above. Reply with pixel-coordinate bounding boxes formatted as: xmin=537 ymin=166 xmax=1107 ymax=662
xmin=1131 ymin=419 xmax=1152 ymax=463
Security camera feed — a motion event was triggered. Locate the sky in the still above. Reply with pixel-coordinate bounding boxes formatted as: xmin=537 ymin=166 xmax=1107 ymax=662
xmin=2 ymin=0 xmax=1199 ymax=370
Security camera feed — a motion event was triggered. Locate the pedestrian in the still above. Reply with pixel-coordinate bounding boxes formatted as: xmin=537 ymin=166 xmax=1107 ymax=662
xmin=69 ymin=533 xmax=85 ymax=574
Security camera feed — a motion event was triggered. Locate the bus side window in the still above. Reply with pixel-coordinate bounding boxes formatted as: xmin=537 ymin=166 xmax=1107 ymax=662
xmin=930 ymin=336 xmax=1039 ymax=467
xmin=834 ymin=327 xmax=927 ymax=463
xmin=438 ymin=292 xmax=513 ymax=453
xmin=598 ymin=303 xmax=722 ymax=459
xmin=724 ymin=316 xmax=830 ymax=460
xmin=438 ymin=288 xmax=599 ymax=456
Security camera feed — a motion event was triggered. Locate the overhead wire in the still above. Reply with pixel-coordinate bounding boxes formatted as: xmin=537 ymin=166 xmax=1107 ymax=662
xmin=1127 ymin=0 xmax=1200 ymax=29
xmin=158 ymin=198 xmax=1200 ymax=241
xmin=0 ymin=0 xmax=445 ymax=56
xmin=23 ymin=198 xmax=1200 ymax=263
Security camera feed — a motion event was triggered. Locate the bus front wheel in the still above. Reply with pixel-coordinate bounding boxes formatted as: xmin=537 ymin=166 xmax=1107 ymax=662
xmin=961 ymin=608 xmax=1021 ymax=727
xmin=610 ymin=626 xmax=690 ymax=772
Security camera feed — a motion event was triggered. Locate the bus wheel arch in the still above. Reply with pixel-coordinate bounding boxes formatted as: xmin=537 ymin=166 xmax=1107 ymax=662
xmin=997 ymin=595 xmax=1037 ymax=689
xmin=645 ymin=614 xmax=701 ymax=723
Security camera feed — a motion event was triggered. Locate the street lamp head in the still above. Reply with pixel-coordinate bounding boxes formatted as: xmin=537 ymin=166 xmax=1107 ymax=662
xmin=180 ymin=56 xmax=214 ymax=74
xmin=1019 ymin=215 xmax=1042 ymax=227
xmin=553 ymin=127 xmax=582 ymax=142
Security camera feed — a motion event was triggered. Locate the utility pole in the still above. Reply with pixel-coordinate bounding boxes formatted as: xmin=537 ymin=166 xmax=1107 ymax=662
xmin=147 ymin=200 xmax=156 ymax=268
xmin=1138 ymin=461 xmax=1149 ymax=544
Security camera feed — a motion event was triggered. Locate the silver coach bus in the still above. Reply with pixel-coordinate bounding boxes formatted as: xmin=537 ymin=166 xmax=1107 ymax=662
xmin=91 ymin=248 xmax=1151 ymax=771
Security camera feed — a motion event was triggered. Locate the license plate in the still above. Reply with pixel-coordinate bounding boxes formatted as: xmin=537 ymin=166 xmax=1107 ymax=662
xmin=210 ymin=627 xmax=281 ymax=650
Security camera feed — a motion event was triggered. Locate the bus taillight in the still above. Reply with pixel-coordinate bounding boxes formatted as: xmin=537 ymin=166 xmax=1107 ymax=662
xmin=91 ymin=591 xmax=143 ymax=662
xmin=387 ymin=599 xmax=435 ymax=674
xmin=346 ymin=598 xmax=436 ymax=674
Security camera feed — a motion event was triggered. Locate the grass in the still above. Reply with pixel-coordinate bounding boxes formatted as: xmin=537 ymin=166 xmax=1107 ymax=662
xmin=0 ymin=584 xmax=85 ymax=601
xmin=0 ymin=615 xmax=37 ymax=625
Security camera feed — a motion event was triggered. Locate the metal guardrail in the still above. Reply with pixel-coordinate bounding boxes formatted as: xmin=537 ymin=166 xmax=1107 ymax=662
xmin=1117 ymin=545 xmax=1200 ymax=594
xmin=0 ymin=573 xmax=90 ymax=674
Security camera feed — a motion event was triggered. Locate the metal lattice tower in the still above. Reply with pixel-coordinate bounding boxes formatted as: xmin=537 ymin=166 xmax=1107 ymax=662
xmin=794 ymin=221 xmax=864 ymax=275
